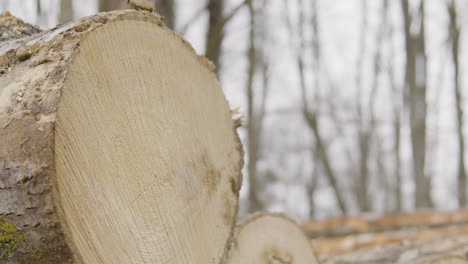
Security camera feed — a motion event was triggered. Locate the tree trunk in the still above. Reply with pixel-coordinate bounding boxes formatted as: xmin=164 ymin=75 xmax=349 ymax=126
xmin=98 ymin=0 xmax=124 ymax=11
xmin=448 ymin=0 xmax=466 ymax=207
xmin=245 ymin=0 xmax=263 ymax=213
xmin=226 ymin=213 xmax=319 ymax=264
xmin=154 ymin=0 xmax=175 ymax=29
xmin=206 ymin=0 xmax=224 ymax=74
xmin=0 ymin=10 xmax=243 ymax=263
xmin=401 ymin=0 xmax=432 ymax=209
xmin=58 ymin=0 xmax=73 ymax=24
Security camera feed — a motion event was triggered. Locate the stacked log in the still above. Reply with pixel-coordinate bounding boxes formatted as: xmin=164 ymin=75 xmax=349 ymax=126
xmin=303 ymin=210 xmax=468 ymax=264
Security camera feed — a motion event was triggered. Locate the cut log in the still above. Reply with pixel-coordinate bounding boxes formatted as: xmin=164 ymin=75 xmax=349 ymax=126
xmin=225 ymin=213 xmax=319 ymax=264
xmin=0 ymin=10 xmax=243 ymax=264
xmin=309 ymin=210 xmax=468 ymax=264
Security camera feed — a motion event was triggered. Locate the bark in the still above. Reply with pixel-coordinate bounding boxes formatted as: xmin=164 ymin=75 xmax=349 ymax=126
xmin=0 ymin=10 xmax=243 ymax=263
xmin=361 ymin=0 xmax=389 ymax=212
xmin=226 ymin=213 xmax=319 ymax=264
xmin=401 ymin=0 xmax=432 ymax=209
xmin=448 ymin=0 xmax=466 ymax=207
xmin=309 ymin=0 xmax=347 ymax=214
xmin=154 ymin=0 xmax=175 ymax=29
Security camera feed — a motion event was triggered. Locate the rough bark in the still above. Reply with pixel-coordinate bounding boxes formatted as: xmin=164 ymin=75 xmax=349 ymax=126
xmin=0 ymin=10 xmax=243 ymax=263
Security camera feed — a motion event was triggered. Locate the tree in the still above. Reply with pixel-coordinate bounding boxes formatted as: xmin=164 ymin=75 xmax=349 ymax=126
xmin=354 ymin=0 xmax=389 ymax=212
xmin=205 ymin=0 xmax=246 ymax=75
xmin=447 ymin=0 xmax=466 ymax=207
xmin=98 ymin=0 xmax=123 ymax=11
xmin=354 ymin=0 xmax=371 ymax=212
xmin=387 ymin=19 xmax=404 ymax=211
xmin=154 ymin=0 xmax=175 ymax=29
xmin=285 ymin=0 xmax=348 ymax=214
xmin=58 ymin=0 xmax=73 ymax=24
xmin=205 ymin=0 xmax=224 ymax=72
xmin=245 ymin=0 xmax=270 ymax=213
xmin=401 ymin=0 xmax=432 ymax=208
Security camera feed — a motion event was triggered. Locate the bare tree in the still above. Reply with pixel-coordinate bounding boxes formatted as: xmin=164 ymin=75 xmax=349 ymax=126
xmin=205 ymin=0 xmax=246 ymax=74
xmin=447 ymin=0 xmax=466 ymax=207
xmin=388 ymin=23 xmax=403 ymax=212
xmin=206 ymin=0 xmax=225 ymax=73
xmin=154 ymin=0 xmax=175 ymax=29
xmin=355 ymin=0 xmax=371 ymax=212
xmin=245 ymin=0 xmax=270 ymax=213
xmin=401 ymin=0 xmax=432 ymax=208
xmin=367 ymin=0 xmax=389 ymax=212
xmin=59 ymin=0 xmax=73 ymax=24
xmin=99 ymin=0 xmax=124 ymax=11
xmin=285 ymin=0 xmax=348 ymax=214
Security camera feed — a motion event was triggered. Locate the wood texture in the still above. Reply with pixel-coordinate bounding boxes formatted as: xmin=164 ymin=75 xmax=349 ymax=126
xmin=226 ymin=213 xmax=318 ymax=264
xmin=0 ymin=10 xmax=243 ymax=263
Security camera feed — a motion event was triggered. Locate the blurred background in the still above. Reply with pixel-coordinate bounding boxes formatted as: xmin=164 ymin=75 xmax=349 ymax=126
xmin=3 ymin=0 xmax=468 ymax=221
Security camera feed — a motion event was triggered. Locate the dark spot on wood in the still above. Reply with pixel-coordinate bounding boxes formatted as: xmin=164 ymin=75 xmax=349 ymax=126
xmin=204 ymin=168 xmax=221 ymax=197
xmin=262 ymin=247 xmax=294 ymax=264
xmin=229 ymin=176 xmax=239 ymax=196
xmin=222 ymin=191 xmax=234 ymax=227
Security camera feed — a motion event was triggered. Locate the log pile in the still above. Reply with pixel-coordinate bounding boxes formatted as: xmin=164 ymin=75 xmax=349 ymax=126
xmin=302 ymin=210 xmax=468 ymax=264
xmin=0 ymin=8 xmax=317 ymax=264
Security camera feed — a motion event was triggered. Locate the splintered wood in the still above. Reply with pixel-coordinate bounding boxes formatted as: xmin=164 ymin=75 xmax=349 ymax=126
xmin=303 ymin=210 xmax=468 ymax=264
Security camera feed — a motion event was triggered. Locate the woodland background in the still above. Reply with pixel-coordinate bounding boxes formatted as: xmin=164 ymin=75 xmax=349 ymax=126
xmin=2 ymin=0 xmax=468 ymax=221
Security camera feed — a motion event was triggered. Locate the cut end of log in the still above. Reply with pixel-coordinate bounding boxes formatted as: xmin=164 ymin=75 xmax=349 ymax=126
xmin=0 ymin=10 xmax=243 ymax=263
xmin=54 ymin=13 xmax=242 ymax=264
xmin=226 ymin=213 xmax=318 ymax=264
